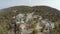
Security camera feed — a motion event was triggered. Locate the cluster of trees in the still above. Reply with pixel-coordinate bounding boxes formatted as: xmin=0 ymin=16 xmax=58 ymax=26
xmin=0 ymin=6 xmax=60 ymax=34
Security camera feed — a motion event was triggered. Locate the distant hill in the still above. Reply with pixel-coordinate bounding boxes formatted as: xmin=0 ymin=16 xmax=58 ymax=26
xmin=1 ymin=6 xmax=60 ymax=22
xmin=0 ymin=6 xmax=60 ymax=34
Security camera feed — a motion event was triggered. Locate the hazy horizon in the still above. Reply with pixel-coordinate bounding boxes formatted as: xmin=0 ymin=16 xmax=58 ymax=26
xmin=0 ymin=0 xmax=60 ymax=10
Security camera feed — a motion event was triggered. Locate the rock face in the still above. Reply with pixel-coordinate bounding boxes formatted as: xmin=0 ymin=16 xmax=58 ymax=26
xmin=0 ymin=6 xmax=60 ymax=34
xmin=13 ymin=12 xmax=55 ymax=34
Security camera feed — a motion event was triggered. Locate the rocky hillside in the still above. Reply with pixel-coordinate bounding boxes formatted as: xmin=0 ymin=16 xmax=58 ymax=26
xmin=0 ymin=6 xmax=60 ymax=34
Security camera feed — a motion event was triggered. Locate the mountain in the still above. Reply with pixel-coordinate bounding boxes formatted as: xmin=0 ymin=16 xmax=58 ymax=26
xmin=0 ymin=6 xmax=60 ymax=34
xmin=1 ymin=6 xmax=60 ymax=22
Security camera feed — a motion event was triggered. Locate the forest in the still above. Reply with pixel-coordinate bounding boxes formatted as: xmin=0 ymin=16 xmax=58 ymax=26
xmin=0 ymin=6 xmax=60 ymax=34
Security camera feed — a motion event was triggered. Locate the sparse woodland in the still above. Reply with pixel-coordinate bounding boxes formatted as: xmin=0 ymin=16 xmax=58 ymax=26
xmin=0 ymin=6 xmax=60 ymax=34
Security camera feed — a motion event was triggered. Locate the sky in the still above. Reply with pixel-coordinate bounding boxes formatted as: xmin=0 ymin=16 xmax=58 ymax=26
xmin=0 ymin=0 xmax=60 ymax=10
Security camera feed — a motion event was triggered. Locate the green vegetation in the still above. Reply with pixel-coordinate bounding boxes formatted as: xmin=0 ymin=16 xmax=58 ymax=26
xmin=0 ymin=6 xmax=60 ymax=34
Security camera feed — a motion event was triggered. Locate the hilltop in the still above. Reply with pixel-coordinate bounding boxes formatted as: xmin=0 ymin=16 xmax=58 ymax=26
xmin=0 ymin=6 xmax=60 ymax=34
